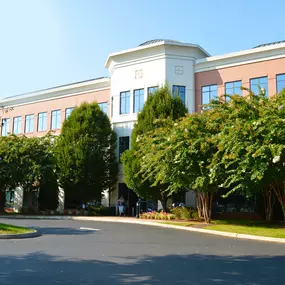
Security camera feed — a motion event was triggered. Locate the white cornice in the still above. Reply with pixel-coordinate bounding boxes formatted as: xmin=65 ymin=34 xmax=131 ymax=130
xmin=105 ymin=40 xmax=210 ymax=69
xmin=0 ymin=78 xmax=111 ymax=107
xmin=195 ymin=43 xmax=285 ymax=73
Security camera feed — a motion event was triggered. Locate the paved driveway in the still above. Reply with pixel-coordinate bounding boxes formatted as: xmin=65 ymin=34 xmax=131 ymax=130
xmin=0 ymin=218 xmax=284 ymax=284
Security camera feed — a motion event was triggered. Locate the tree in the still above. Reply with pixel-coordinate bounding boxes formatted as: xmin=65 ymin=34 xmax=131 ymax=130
xmin=121 ymin=86 xmax=188 ymax=211
xmin=136 ymin=113 xmax=219 ymax=223
xmin=0 ymin=134 xmax=56 ymax=212
xmin=56 ymin=102 xmax=118 ymax=204
xmin=210 ymin=89 xmax=285 ymax=221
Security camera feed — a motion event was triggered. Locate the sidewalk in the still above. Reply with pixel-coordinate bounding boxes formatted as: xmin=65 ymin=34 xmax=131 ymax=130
xmin=1 ymin=215 xmax=285 ymax=244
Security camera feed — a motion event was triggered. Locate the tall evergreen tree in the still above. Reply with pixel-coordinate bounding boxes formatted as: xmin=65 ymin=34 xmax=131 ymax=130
xmin=56 ymin=102 xmax=118 ymax=203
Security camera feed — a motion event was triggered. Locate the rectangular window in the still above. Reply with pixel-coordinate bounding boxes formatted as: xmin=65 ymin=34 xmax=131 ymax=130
xmin=65 ymin=107 xmax=75 ymax=119
xmin=25 ymin=114 xmax=34 ymax=133
xmin=172 ymin=85 xmax=186 ymax=104
xmin=148 ymin=86 xmax=159 ymax=95
xmin=120 ymin=91 xmax=130 ymax=114
xmin=119 ymin=136 xmax=129 ymax=162
xmin=276 ymin=74 xmax=285 ymax=93
xmin=98 ymin=102 xmax=108 ymax=114
xmin=133 ymin=89 xmax=144 ymax=113
xmin=1 ymin=118 xmax=10 ymax=136
xmin=5 ymin=190 xmax=14 ymax=208
xmin=225 ymin=81 xmax=242 ymax=96
xmin=13 ymin=116 xmax=22 ymax=134
xmin=250 ymin=76 xmax=268 ymax=96
xmin=37 ymin=112 xmax=48 ymax=132
xmin=202 ymin=85 xmax=218 ymax=105
xmin=51 ymin=110 xmax=61 ymax=130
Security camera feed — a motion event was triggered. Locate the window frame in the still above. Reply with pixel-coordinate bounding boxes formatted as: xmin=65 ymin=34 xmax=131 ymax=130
xmin=65 ymin=107 xmax=75 ymax=120
xmin=133 ymin=88 xmax=144 ymax=113
xmin=13 ymin=116 xmax=22 ymax=135
xmin=120 ymin=91 xmax=130 ymax=115
xmin=201 ymin=84 xmax=218 ymax=105
xmin=25 ymin=114 xmax=34 ymax=134
xmin=119 ymin=136 xmax=130 ymax=163
xmin=249 ymin=76 xmax=268 ymax=96
xmin=276 ymin=73 xmax=285 ymax=93
xmin=98 ymin=102 xmax=108 ymax=115
xmin=172 ymin=85 xmax=186 ymax=104
xmin=51 ymin=110 xmax=61 ymax=130
xmin=147 ymin=86 xmax=159 ymax=96
xmin=1 ymin=118 xmax=10 ymax=136
xmin=37 ymin=112 xmax=48 ymax=132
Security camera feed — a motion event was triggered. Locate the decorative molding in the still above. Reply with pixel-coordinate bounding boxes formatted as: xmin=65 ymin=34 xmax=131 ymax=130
xmin=175 ymin=65 xmax=183 ymax=75
xmin=135 ymin=69 xmax=143 ymax=79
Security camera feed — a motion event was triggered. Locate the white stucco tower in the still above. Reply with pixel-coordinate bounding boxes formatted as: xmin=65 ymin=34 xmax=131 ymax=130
xmin=105 ymin=39 xmax=209 ymax=205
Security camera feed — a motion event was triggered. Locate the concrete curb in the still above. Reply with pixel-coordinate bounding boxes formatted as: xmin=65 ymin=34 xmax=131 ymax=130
xmin=1 ymin=215 xmax=285 ymax=244
xmin=0 ymin=230 xmax=41 ymax=240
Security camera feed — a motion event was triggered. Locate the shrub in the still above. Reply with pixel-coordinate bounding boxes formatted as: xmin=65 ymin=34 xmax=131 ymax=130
xmin=170 ymin=207 xmax=182 ymax=219
xmin=180 ymin=207 xmax=192 ymax=220
xmin=140 ymin=211 xmax=174 ymax=220
xmin=192 ymin=209 xmax=199 ymax=220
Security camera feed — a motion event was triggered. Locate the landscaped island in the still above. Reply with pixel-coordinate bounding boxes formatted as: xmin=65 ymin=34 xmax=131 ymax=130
xmin=0 ymin=223 xmax=34 ymax=235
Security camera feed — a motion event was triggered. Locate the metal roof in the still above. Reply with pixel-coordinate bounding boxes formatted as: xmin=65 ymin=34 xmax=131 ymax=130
xmin=139 ymin=39 xmax=182 ymax=46
xmin=254 ymin=40 xmax=285 ymax=48
xmin=3 ymin=77 xmax=110 ymax=100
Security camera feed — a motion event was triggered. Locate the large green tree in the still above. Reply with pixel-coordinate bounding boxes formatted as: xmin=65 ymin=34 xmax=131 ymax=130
xmin=56 ymin=102 xmax=118 ymax=204
xmin=0 ymin=134 xmax=57 ymax=212
xmin=121 ymin=86 xmax=187 ymax=210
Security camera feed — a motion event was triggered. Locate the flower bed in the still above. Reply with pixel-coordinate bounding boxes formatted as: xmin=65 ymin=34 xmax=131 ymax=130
xmin=140 ymin=207 xmax=199 ymax=221
xmin=140 ymin=211 xmax=175 ymax=220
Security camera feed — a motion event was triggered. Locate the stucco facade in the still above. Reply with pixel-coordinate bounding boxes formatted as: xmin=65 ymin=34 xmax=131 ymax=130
xmin=2 ymin=39 xmax=285 ymax=213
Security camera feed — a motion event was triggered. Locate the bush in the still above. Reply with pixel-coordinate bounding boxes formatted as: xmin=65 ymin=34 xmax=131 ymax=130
xmin=88 ymin=206 xmax=115 ymax=216
xmin=192 ymin=210 xmax=199 ymax=220
xmin=180 ymin=207 xmax=192 ymax=220
xmin=170 ymin=207 xmax=182 ymax=219
xmin=140 ymin=211 xmax=175 ymax=220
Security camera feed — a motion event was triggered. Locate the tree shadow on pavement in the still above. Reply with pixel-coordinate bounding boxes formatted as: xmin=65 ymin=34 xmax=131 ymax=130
xmin=0 ymin=252 xmax=284 ymax=285
xmin=30 ymin=227 xmax=98 ymax=235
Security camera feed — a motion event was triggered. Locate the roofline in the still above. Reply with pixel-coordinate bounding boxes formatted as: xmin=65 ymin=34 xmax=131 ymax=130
xmin=195 ymin=42 xmax=285 ymax=67
xmin=105 ymin=40 xmax=211 ymax=68
xmin=0 ymin=77 xmax=110 ymax=105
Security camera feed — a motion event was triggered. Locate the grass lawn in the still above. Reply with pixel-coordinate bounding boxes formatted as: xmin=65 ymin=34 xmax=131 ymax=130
xmin=0 ymin=223 xmax=33 ymax=235
xmin=158 ymin=219 xmax=285 ymax=239
xmin=206 ymin=220 xmax=285 ymax=238
xmin=158 ymin=221 xmax=196 ymax=227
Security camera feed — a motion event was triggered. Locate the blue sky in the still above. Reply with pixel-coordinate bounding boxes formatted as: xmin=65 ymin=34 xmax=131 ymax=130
xmin=0 ymin=0 xmax=284 ymax=98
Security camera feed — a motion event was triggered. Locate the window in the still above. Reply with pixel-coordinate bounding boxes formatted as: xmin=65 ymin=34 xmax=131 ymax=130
xmin=250 ymin=76 xmax=268 ymax=96
xmin=148 ymin=86 xmax=158 ymax=95
xmin=38 ymin=112 xmax=47 ymax=132
xmin=1 ymin=118 xmax=10 ymax=136
xmin=51 ymin=110 xmax=61 ymax=130
xmin=25 ymin=114 xmax=34 ymax=133
xmin=225 ymin=81 xmax=242 ymax=96
xmin=276 ymin=74 xmax=285 ymax=93
xmin=133 ymin=89 xmax=144 ymax=113
xmin=111 ymin=96 xmax=114 ymax=117
xmin=202 ymin=85 xmax=218 ymax=105
xmin=119 ymin=136 xmax=129 ymax=162
xmin=13 ymin=116 xmax=22 ymax=134
xmin=98 ymin=102 xmax=108 ymax=114
xmin=65 ymin=107 xmax=75 ymax=119
xmin=5 ymin=190 xmax=14 ymax=208
xmin=172 ymin=85 xmax=186 ymax=104
xmin=120 ymin=91 xmax=130 ymax=114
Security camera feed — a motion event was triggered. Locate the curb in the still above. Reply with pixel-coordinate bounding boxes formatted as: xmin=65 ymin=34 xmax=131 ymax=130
xmin=1 ymin=215 xmax=285 ymax=244
xmin=0 ymin=230 xmax=41 ymax=240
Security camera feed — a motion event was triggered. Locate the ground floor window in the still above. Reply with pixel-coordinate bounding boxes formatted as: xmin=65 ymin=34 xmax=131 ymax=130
xmin=5 ymin=190 xmax=15 ymax=208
